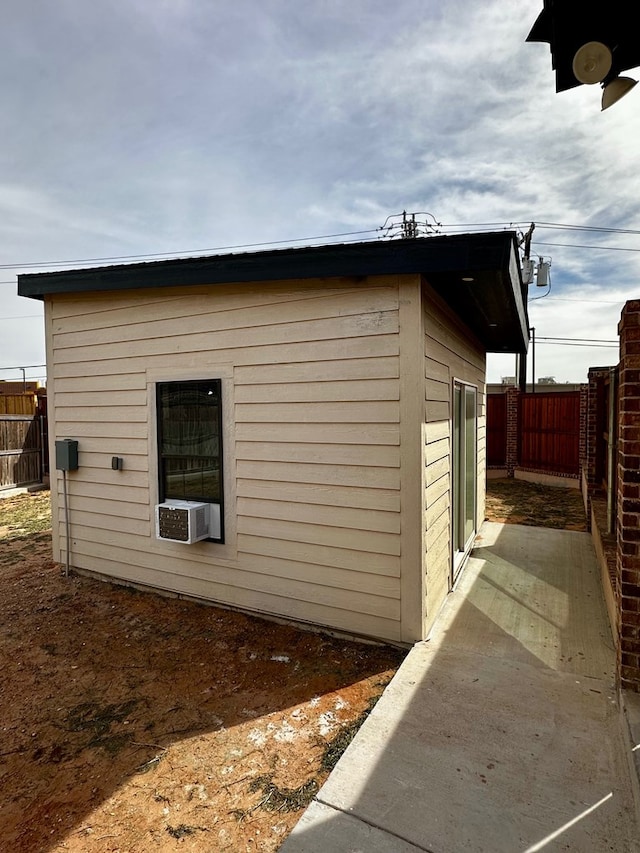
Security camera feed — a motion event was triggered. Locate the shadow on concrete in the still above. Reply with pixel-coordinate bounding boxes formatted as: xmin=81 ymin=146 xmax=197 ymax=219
xmin=279 ymin=522 xmax=638 ymax=852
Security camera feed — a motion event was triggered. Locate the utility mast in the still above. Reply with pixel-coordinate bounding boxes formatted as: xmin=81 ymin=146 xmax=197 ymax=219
xmin=518 ymin=222 xmax=536 ymax=392
xmin=401 ymin=211 xmax=418 ymax=238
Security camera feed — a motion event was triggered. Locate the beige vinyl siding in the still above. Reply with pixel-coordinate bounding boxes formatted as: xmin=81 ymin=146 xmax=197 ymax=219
xmin=422 ymin=282 xmax=486 ymax=635
xmin=397 ymin=278 xmax=428 ymax=643
xmin=47 ymin=276 xmax=405 ymax=642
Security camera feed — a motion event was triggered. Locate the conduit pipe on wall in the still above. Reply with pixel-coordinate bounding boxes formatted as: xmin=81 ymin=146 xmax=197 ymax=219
xmin=62 ymin=469 xmax=71 ymax=577
xmin=54 ymin=439 xmax=78 ymax=578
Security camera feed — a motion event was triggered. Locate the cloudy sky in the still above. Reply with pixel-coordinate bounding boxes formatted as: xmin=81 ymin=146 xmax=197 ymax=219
xmin=2 ymin=0 xmax=639 ymax=385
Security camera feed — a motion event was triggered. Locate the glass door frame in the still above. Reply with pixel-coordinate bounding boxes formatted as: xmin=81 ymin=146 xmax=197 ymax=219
xmin=452 ymin=380 xmax=478 ymax=584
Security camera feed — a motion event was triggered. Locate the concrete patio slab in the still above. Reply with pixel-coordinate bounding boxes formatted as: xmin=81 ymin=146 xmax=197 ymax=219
xmin=280 ymin=523 xmax=639 ymax=853
xmin=285 ymin=801 xmax=425 ymax=853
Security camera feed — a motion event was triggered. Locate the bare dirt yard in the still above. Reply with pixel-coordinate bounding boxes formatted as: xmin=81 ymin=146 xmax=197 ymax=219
xmin=485 ymin=477 xmax=587 ymax=531
xmin=0 ymin=478 xmax=586 ymax=853
xmin=0 ymin=490 xmax=405 ymax=853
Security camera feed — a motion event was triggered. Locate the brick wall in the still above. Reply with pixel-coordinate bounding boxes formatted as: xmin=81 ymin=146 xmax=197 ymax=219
xmin=505 ymin=385 xmax=519 ymax=477
xmin=617 ymin=300 xmax=640 ymax=691
xmin=579 ymin=384 xmax=588 ymax=471
xmin=585 ymin=367 xmax=611 ymax=528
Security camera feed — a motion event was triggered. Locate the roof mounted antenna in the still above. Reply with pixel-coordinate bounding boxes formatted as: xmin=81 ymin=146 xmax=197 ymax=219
xmin=401 ymin=211 xmax=417 ymax=238
xmin=378 ymin=211 xmax=442 ymax=240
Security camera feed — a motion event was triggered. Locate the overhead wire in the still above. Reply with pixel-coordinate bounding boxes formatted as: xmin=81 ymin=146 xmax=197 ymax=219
xmin=0 ymin=228 xmax=380 ymax=273
xmin=533 ymin=240 xmax=640 ymax=253
xmin=536 ymin=336 xmax=618 ymax=343
xmin=535 ymin=221 xmax=640 ymax=236
xmin=0 ymin=217 xmax=638 ymax=286
xmin=535 ymin=341 xmax=618 ymax=347
xmin=0 ymin=218 xmax=631 ymax=379
xmin=0 ymin=364 xmax=47 ymax=370
xmin=1 ymin=314 xmax=43 ymax=321
xmin=540 ymin=296 xmax=626 ymax=304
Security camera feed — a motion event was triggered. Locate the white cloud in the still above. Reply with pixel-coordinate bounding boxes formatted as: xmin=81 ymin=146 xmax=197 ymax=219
xmin=1 ymin=0 xmax=639 ymax=385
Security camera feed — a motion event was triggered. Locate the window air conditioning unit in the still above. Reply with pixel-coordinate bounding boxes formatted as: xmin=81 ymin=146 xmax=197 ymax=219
xmin=155 ymin=500 xmax=211 ymax=544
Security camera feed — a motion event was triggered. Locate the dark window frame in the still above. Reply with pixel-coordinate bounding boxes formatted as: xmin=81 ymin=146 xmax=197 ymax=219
xmin=156 ymin=378 xmax=224 ymax=543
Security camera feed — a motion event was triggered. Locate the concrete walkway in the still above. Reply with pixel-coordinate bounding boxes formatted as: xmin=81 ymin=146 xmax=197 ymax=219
xmin=280 ymin=522 xmax=640 ymax=852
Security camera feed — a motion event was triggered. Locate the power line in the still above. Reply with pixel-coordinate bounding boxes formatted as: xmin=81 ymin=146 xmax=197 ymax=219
xmin=533 ymin=240 xmax=640 ymax=253
xmin=0 ymin=217 xmax=638 ymax=284
xmin=535 ymin=341 xmax=618 ymax=347
xmin=542 ymin=296 xmax=626 ymax=305
xmin=441 ymin=220 xmax=640 ymax=236
xmin=533 ymin=335 xmax=619 ymax=350
xmin=0 ymin=364 xmax=46 ymax=370
xmin=535 ymin=221 xmax=640 ymax=236
xmin=0 ymin=315 xmax=43 ymax=321
xmin=536 ymin=336 xmax=618 ymax=343
xmin=0 ymin=228 xmax=379 ymax=272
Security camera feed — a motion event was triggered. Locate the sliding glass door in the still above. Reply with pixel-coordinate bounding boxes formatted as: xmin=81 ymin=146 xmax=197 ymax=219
xmin=452 ymin=382 xmax=477 ymax=582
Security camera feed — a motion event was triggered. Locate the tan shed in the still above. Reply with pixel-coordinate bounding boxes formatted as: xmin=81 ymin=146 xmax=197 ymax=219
xmin=19 ymin=234 xmax=528 ymax=645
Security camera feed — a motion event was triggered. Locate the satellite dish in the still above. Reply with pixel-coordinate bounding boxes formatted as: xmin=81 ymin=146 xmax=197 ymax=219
xmin=572 ymin=41 xmax=612 ymax=85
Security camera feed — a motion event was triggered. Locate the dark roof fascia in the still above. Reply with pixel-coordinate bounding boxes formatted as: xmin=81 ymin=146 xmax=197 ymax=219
xmin=18 ymin=232 xmax=528 ymax=352
xmin=18 ymin=233 xmax=511 ymax=296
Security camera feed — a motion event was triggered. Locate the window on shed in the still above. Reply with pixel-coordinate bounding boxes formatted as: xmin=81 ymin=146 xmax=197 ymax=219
xmin=156 ymin=379 xmax=224 ymax=539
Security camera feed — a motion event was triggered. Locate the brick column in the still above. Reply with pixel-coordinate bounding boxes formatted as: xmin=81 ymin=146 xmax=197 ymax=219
xmin=505 ymin=385 xmax=519 ymax=478
xmin=585 ymin=368 xmax=609 ymax=528
xmin=579 ymin=383 xmax=588 ymax=471
xmin=617 ymin=300 xmax=640 ymax=691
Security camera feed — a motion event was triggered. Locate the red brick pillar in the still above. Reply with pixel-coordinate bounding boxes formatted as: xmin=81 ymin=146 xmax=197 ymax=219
xmin=585 ymin=369 xmax=609 ymax=529
xmin=579 ymin=384 xmax=588 ymax=467
xmin=617 ymin=300 xmax=640 ymax=691
xmin=505 ymin=385 xmax=519 ymax=478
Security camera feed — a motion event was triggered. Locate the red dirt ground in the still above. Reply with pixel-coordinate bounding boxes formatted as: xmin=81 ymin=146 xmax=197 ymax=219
xmin=1 ymin=479 xmax=586 ymax=852
xmin=0 ymin=491 xmax=405 ymax=853
xmin=485 ymin=477 xmax=587 ymax=531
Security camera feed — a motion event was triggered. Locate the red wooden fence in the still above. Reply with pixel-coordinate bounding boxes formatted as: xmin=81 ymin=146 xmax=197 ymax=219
xmin=487 ymin=390 xmax=581 ymax=477
xmin=519 ymin=391 xmax=580 ymax=475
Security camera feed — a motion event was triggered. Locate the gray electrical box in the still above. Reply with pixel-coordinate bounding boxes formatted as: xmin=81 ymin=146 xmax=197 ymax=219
xmin=55 ymin=439 xmax=79 ymax=471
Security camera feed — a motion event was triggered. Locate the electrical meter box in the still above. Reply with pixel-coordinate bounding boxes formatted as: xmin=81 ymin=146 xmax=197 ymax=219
xmin=55 ymin=439 xmax=79 ymax=471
